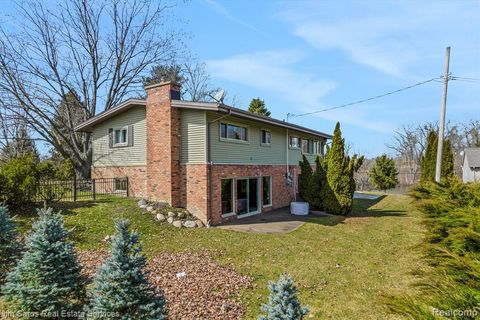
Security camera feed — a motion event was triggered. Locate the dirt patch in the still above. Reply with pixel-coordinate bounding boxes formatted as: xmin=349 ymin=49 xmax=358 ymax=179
xmin=77 ymin=250 xmax=252 ymax=320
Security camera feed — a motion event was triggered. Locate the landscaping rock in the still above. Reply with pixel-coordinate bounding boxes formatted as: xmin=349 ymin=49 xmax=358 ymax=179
xmin=167 ymin=217 xmax=175 ymax=224
xmin=139 ymin=204 xmax=147 ymax=209
xmin=146 ymin=206 xmax=154 ymax=212
xmin=156 ymin=213 xmax=166 ymax=222
xmin=172 ymin=220 xmax=183 ymax=228
xmin=177 ymin=211 xmax=186 ymax=219
xmin=195 ymin=220 xmax=204 ymax=228
xmin=167 ymin=211 xmax=176 ymax=218
xmin=103 ymin=235 xmax=111 ymax=242
xmin=183 ymin=220 xmax=196 ymax=228
xmin=138 ymin=199 xmax=147 ymax=206
xmin=154 ymin=202 xmax=169 ymax=209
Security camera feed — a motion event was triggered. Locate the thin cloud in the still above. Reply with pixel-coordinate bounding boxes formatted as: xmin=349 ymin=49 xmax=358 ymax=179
xmin=203 ymin=0 xmax=265 ymax=34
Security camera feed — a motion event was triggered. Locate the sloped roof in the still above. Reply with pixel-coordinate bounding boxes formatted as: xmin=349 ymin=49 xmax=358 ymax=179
xmin=75 ymin=99 xmax=333 ymax=139
xmin=463 ymin=148 xmax=480 ymax=168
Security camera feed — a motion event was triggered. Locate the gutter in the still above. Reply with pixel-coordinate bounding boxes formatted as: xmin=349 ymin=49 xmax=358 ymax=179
xmin=206 ymin=105 xmax=232 ymax=225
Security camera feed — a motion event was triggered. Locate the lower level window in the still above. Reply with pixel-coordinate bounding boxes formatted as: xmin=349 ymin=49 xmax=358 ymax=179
xmin=221 ymin=179 xmax=234 ymax=215
xmin=263 ymin=176 xmax=272 ymax=206
xmin=115 ymin=177 xmax=127 ymax=191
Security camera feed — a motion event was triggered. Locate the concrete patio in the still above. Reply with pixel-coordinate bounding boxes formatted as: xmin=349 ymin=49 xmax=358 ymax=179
xmin=217 ymin=207 xmax=331 ymax=234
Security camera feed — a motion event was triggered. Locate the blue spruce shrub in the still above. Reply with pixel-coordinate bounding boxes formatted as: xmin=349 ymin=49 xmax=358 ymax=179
xmin=2 ymin=208 xmax=84 ymax=314
xmin=259 ymin=274 xmax=309 ymax=320
xmin=0 ymin=204 xmax=21 ymax=282
xmin=88 ymin=219 xmax=165 ymax=319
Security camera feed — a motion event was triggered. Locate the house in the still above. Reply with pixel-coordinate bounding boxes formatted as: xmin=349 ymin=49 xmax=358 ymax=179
xmin=75 ymin=82 xmax=332 ymax=225
xmin=462 ymin=148 xmax=480 ymax=183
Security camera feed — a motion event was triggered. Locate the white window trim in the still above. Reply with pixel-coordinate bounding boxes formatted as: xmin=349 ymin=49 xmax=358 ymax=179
xmin=260 ymin=128 xmax=272 ymax=146
xmin=221 ymin=178 xmax=235 ymax=217
xmin=262 ymin=176 xmax=272 ymax=207
xmin=219 ymin=122 xmax=249 ymax=144
xmin=289 ymin=135 xmax=301 ymax=149
xmin=113 ymin=126 xmax=128 ymax=147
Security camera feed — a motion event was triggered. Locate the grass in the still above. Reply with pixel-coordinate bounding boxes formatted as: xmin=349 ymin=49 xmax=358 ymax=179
xmin=8 ymin=194 xmax=425 ymax=319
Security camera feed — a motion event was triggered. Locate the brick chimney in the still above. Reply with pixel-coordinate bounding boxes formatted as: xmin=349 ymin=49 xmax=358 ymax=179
xmin=145 ymin=81 xmax=181 ymax=205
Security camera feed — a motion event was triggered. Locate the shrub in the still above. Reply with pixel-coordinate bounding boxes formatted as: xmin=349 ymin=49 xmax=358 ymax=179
xmin=0 ymin=204 xmax=21 ymax=282
xmin=298 ymin=155 xmax=316 ymax=204
xmin=324 ymin=123 xmax=364 ymax=215
xmin=369 ymin=154 xmax=399 ymax=192
xmin=0 ymin=154 xmax=39 ymax=204
xmin=88 ymin=219 xmax=165 ymax=319
xmin=384 ymin=179 xmax=480 ymax=319
xmin=259 ymin=274 xmax=308 ymax=320
xmin=2 ymin=208 xmax=84 ymax=314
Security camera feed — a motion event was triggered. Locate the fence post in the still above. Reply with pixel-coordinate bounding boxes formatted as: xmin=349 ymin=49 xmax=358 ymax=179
xmin=73 ymin=176 xmax=77 ymax=202
xmin=92 ymin=178 xmax=96 ymax=200
xmin=126 ymin=177 xmax=129 ymax=197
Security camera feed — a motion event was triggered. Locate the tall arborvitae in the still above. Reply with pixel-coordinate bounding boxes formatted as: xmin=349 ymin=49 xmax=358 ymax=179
xmin=88 ymin=220 xmax=165 ymax=319
xmin=0 ymin=204 xmax=21 ymax=282
xmin=324 ymin=122 xmax=363 ymax=215
xmin=259 ymin=274 xmax=308 ymax=320
xmin=442 ymin=139 xmax=454 ymax=179
xmin=421 ymin=131 xmax=438 ymax=182
xmin=311 ymin=156 xmax=327 ymax=210
xmin=421 ymin=131 xmax=455 ymax=182
xmin=298 ymin=155 xmax=315 ymax=204
xmin=2 ymin=208 xmax=84 ymax=314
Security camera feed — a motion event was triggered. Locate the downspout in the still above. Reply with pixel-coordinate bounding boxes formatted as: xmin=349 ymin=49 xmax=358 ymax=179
xmin=206 ymin=106 xmax=231 ymax=225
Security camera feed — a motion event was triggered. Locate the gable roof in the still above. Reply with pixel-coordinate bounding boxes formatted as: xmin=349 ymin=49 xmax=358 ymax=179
xmin=75 ymin=99 xmax=332 ymax=139
xmin=463 ymin=148 xmax=480 ymax=168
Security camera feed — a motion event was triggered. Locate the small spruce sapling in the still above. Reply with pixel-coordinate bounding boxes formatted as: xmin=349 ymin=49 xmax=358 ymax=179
xmin=88 ymin=219 xmax=165 ymax=319
xmin=2 ymin=208 xmax=84 ymax=313
xmin=259 ymin=274 xmax=309 ymax=320
xmin=0 ymin=204 xmax=21 ymax=282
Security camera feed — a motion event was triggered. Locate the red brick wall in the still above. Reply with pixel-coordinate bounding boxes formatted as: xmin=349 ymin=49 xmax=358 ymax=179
xmin=209 ymin=164 xmax=300 ymax=225
xmin=145 ymin=82 xmax=181 ymax=205
xmin=91 ymin=166 xmax=147 ymax=197
xmin=179 ymin=164 xmax=209 ymax=222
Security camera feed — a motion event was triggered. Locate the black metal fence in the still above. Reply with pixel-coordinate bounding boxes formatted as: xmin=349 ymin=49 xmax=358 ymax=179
xmin=33 ymin=177 xmax=129 ymax=202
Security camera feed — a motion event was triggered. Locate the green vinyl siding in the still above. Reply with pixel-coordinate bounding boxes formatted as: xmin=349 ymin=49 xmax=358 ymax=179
xmin=207 ymin=113 xmax=325 ymax=165
xmin=180 ymin=109 xmax=207 ymax=163
xmin=92 ymin=107 xmax=146 ymax=166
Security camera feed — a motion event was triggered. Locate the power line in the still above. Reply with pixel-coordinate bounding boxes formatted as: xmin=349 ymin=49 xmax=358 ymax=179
xmin=288 ymin=77 xmax=441 ymax=119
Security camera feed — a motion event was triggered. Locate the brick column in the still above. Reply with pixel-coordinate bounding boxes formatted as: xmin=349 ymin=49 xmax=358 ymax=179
xmin=145 ymin=81 xmax=181 ymax=206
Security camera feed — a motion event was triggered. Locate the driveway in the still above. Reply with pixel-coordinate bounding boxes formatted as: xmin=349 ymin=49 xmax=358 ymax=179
xmin=217 ymin=207 xmax=330 ymax=234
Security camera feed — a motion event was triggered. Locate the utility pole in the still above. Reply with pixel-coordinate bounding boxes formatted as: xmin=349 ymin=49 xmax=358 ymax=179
xmin=435 ymin=46 xmax=451 ymax=182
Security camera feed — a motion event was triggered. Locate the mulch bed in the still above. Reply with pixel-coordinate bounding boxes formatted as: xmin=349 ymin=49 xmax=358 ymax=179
xmin=77 ymin=250 xmax=253 ymax=320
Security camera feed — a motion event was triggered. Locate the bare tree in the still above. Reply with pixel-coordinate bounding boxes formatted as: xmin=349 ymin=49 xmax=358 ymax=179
xmin=182 ymin=61 xmax=216 ymax=102
xmin=0 ymin=0 xmax=181 ymax=178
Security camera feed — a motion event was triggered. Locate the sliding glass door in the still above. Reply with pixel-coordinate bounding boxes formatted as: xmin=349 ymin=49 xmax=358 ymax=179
xmin=236 ymin=178 xmax=259 ymax=216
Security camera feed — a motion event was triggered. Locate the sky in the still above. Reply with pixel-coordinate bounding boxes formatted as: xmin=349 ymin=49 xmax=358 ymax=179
xmin=180 ymin=0 xmax=480 ymax=157
xmin=0 ymin=0 xmax=479 ymax=158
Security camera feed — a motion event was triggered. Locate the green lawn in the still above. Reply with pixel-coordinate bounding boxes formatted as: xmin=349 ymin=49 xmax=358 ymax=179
xmin=10 ymin=194 xmax=425 ymax=319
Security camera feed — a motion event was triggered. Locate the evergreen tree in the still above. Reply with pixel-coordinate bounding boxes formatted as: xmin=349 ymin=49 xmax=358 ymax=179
xmin=369 ymin=154 xmax=399 ymax=192
xmin=324 ymin=122 xmax=364 ymax=215
xmin=248 ymin=98 xmax=271 ymax=117
xmin=2 ymin=208 xmax=84 ymax=314
xmin=421 ymin=131 xmax=455 ymax=182
xmin=0 ymin=125 xmax=39 ymax=163
xmin=0 ymin=204 xmax=21 ymax=282
xmin=142 ymin=64 xmax=185 ymax=87
xmin=421 ymin=131 xmax=437 ymax=182
xmin=298 ymin=155 xmax=315 ymax=204
xmin=259 ymin=274 xmax=308 ymax=320
xmin=312 ymin=155 xmax=328 ymax=209
xmin=88 ymin=220 xmax=165 ymax=319
xmin=442 ymin=139 xmax=454 ymax=179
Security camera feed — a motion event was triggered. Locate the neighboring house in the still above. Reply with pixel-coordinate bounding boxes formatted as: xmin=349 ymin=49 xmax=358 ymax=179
xmin=462 ymin=148 xmax=480 ymax=183
xmin=76 ymin=82 xmax=332 ymax=225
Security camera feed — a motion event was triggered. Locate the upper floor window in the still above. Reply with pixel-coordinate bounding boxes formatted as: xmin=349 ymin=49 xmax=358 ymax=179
xmin=289 ymin=136 xmax=300 ymax=148
xmin=261 ymin=130 xmax=271 ymax=145
xmin=114 ymin=127 xmax=128 ymax=146
xmin=302 ymin=139 xmax=309 ymax=154
xmin=312 ymin=140 xmax=320 ymax=154
xmin=220 ymin=123 xmax=248 ymax=141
